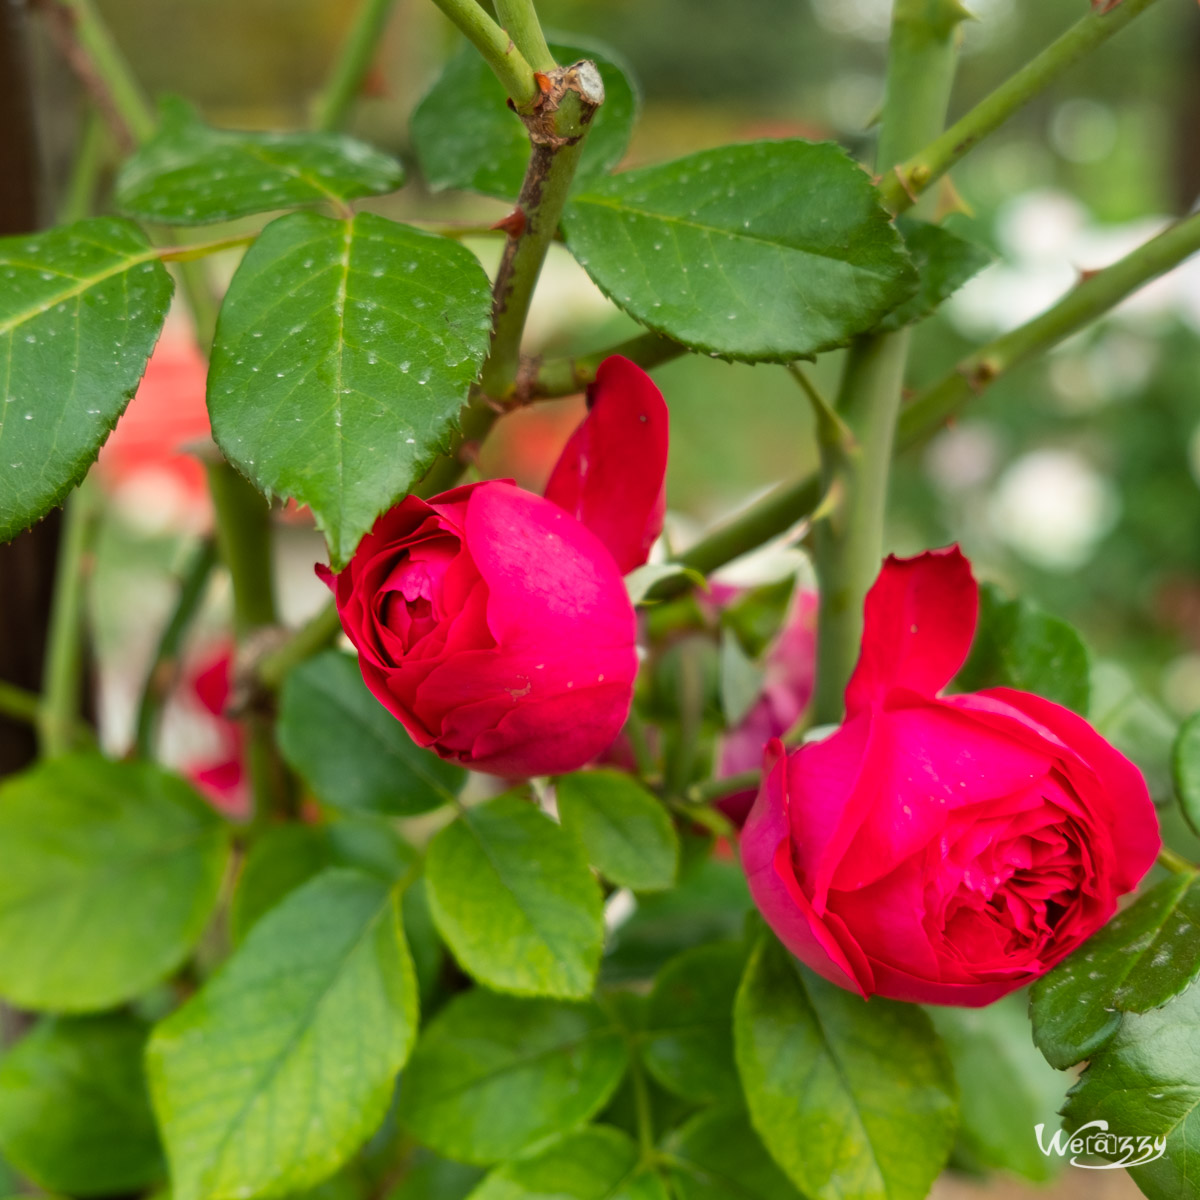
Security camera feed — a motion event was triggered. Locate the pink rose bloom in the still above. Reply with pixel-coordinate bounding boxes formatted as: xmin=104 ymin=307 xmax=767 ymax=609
xmin=716 ymin=586 xmax=817 ymax=827
xmin=319 ymin=356 xmax=668 ymax=777
xmin=741 ymin=546 xmax=1160 ymax=1006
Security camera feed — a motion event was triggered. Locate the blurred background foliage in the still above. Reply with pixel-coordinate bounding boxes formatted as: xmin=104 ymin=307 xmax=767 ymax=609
xmin=22 ymin=0 xmax=1200 ymax=765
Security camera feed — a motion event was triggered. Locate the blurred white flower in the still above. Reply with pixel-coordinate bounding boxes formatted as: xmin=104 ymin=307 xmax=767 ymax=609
xmin=948 ymin=189 xmax=1198 ymax=341
xmin=924 ymin=421 xmax=1001 ymax=493
xmin=988 ymin=447 xmax=1119 ymax=570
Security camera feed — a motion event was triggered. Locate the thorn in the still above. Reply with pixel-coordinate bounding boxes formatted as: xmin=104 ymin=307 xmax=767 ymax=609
xmin=491 ymin=208 xmax=526 ymax=239
xmin=935 ymin=175 xmax=974 ymax=221
xmin=962 ymin=359 xmax=1000 ymax=393
xmin=1078 ymin=266 xmax=1101 ymax=284
xmin=1091 ymin=0 xmax=1124 ymax=11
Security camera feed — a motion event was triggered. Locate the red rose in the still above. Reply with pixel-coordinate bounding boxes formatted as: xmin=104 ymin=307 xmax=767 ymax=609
xmin=741 ymin=546 xmax=1159 ymax=1005
xmin=319 ymin=357 xmax=668 ymax=777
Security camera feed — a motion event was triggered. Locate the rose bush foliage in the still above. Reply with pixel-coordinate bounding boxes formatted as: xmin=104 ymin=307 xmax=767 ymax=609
xmin=0 ymin=1 xmax=1195 ymax=1199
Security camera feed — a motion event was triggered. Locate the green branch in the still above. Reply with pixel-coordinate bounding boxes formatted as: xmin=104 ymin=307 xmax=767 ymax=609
xmin=38 ymin=484 xmax=99 ymax=758
xmin=257 ymin=602 xmax=343 ymax=691
xmin=134 ymin=538 xmax=218 ymax=760
xmin=527 ymin=332 xmax=686 ymax=400
xmin=0 ymin=681 xmax=43 ymax=727
xmin=427 ymin=0 xmax=539 ymax=109
xmin=1158 ymin=847 xmax=1197 ymax=876
xmin=312 ymin=0 xmax=399 ymax=131
xmin=899 ymin=208 xmax=1200 ymax=447
xmin=657 ymin=207 xmax=1200 ymax=593
xmin=418 ymin=59 xmax=605 ymax=496
xmin=878 ymin=0 xmax=1166 ymax=213
xmin=494 ymin=0 xmax=556 ymax=73
xmin=811 ymin=0 xmax=966 ymax=725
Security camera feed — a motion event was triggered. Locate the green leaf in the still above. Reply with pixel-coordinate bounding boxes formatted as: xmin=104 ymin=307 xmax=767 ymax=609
xmin=604 ymin=857 xmax=752 ymax=984
xmin=1091 ymin=661 xmax=1177 ymax=802
xmin=643 ymin=942 xmax=743 ymax=1104
xmin=956 ymin=583 xmax=1091 ymax=713
xmin=148 ymin=868 xmax=418 ymax=1200
xmin=396 ymin=988 xmax=628 ymax=1165
xmin=1031 ymin=871 xmax=1200 ymax=1069
xmin=928 ymin=995 xmax=1066 ymax=1183
xmin=0 ymin=755 xmax=229 ymax=1012
xmin=229 ymin=816 xmax=417 ymax=943
xmin=467 ymin=1127 xmax=666 ymax=1200
xmin=425 ymin=794 xmax=605 ymax=999
xmin=719 ymin=630 xmax=764 ymax=726
xmin=0 ymin=1015 xmax=163 ymax=1196
xmin=555 ymin=770 xmax=679 ymax=893
xmin=278 ymin=651 xmax=466 ymax=815
xmin=876 ymin=217 xmax=992 ymax=333
xmin=562 ymin=141 xmax=917 ymax=363
xmin=411 ymin=39 xmax=637 ymax=202
xmin=734 ymin=933 xmax=957 ymax=1200
xmin=0 ymin=217 xmax=173 ymax=542
xmin=207 ymin=211 xmax=492 ymax=565
xmin=625 ymin=563 xmax=707 ymax=607
xmin=662 ymin=1106 xmax=803 ymax=1200
xmin=116 ymin=97 xmax=404 ymax=225
xmin=1061 ymin=980 xmax=1200 ymax=1198
xmin=389 ymin=1150 xmax=485 ymax=1200
xmin=1172 ymin=712 xmax=1200 ymax=839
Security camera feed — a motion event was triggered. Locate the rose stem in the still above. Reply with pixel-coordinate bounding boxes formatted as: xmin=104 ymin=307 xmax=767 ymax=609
xmin=38 ymin=481 xmax=100 ymax=758
xmin=36 ymin=0 xmax=220 ymax=348
xmin=425 ymin=0 xmax=539 ymax=110
xmin=899 ymin=207 xmax=1200 ymax=447
xmin=811 ymin=0 xmax=968 ymax=726
xmin=133 ymin=538 xmax=219 ymax=760
xmin=311 ymin=0 xmax=401 ymax=132
xmin=878 ymin=0 xmax=1168 ymax=215
xmin=416 ymin=13 xmax=605 ymax=495
xmin=493 ymin=0 xmax=556 ymax=75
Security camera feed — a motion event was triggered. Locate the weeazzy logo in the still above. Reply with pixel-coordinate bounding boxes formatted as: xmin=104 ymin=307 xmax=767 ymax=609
xmin=1035 ymin=1121 xmax=1167 ymax=1168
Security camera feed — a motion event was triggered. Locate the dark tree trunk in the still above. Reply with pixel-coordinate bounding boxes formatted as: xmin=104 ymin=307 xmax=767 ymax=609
xmin=0 ymin=0 xmax=57 ymax=779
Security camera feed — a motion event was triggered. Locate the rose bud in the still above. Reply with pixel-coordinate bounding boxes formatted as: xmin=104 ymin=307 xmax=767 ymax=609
xmin=318 ymin=357 xmax=668 ymax=777
xmin=741 ymin=546 xmax=1160 ymax=1006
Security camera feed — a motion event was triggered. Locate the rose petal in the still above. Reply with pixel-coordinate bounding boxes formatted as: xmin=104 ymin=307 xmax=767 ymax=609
xmin=465 ymin=480 xmax=636 ymax=654
xmin=844 ymin=545 xmax=977 ymax=714
xmin=543 ymin=355 xmax=669 ymax=574
xmin=741 ymin=741 xmax=873 ymax=996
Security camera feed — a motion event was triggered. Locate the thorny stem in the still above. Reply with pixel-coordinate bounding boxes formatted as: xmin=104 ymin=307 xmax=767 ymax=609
xmin=426 ymin=0 xmax=539 ymax=110
xmin=811 ymin=0 xmax=966 ymax=726
xmin=134 ymin=538 xmax=218 ymax=760
xmin=653 ymin=203 xmax=1200 ymax=599
xmin=877 ymin=0 xmax=1167 ymax=213
xmin=312 ymin=0 xmax=399 ymax=132
xmin=418 ymin=58 xmax=605 ymax=495
xmin=38 ymin=483 xmax=99 ymax=758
